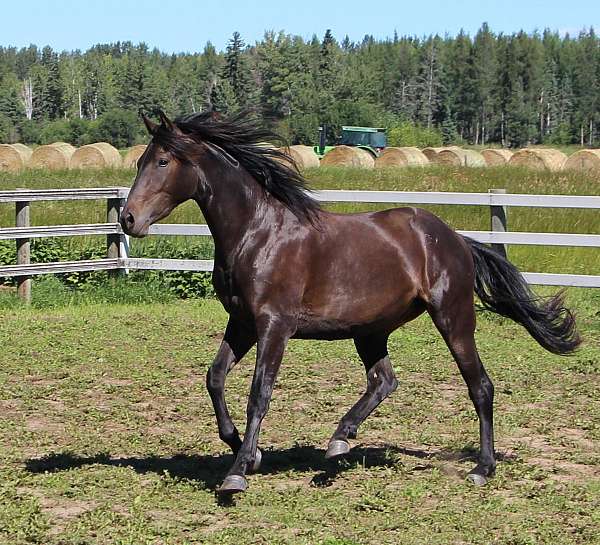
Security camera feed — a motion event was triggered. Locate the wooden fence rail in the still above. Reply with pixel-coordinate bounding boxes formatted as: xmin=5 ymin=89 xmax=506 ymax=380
xmin=1 ymin=187 xmax=599 ymax=302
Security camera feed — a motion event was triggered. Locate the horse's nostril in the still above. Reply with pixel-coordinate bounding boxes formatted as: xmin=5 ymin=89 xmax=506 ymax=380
xmin=125 ymin=212 xmax=135 ymax=227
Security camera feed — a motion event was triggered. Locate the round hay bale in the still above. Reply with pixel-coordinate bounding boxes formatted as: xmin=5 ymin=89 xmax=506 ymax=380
xmin=30 ymin=142 xmax=75 ymax=170
xmin=0 ymin=143 xmax=32 ymax=172
xmin=11 ymin=143 xmax=33 ymax=158
xmin=509 ymin=148 xmax=567 ymax=171
xmin=375 ymin=147 xmax=429 ymax=168
xmin=71 ymin=142 xmax=122 ymax=169
xmin=421 ymin=146 xmax=461 ymax=163
xmin=563 ymin=149 xmax=600 ymax=172
xmin=278 ymin=145 xmax=320 ymax=169
xmin=320 ymin=146 xmax=375 ymax=168
xmin=436 ymin=148 xmax=486 ymax=167
xmin=422 ymin=147 xmax=444 ymax=162
xmin=481 ymin=149 xmax=514 ymax=166
xmin=123 ymin=144 xmax=147 ymax=169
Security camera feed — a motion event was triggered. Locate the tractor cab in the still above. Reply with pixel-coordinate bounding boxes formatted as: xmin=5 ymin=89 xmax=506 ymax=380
xmin=339 ymin=126 xmax=387 ymax=156
xmin=314 ymin=125 xmax=387 ymax=158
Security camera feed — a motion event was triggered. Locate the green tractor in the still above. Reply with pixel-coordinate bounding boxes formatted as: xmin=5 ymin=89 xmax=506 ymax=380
xmin=314 ymin=125 xmax=387 ymax=159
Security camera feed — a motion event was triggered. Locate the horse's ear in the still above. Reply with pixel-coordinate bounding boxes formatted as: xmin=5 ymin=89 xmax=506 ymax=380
xmin=157 ymin=109 xmax=175 ymax=131
xmin=139 ymin=109 xmax=158 ymax=135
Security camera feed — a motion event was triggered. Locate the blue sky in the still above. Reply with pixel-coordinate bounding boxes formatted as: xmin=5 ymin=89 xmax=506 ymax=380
xmin=4 ymin=0 xmax=599 ymax=53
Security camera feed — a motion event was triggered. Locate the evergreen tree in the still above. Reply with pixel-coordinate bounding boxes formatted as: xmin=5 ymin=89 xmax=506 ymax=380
xmin=499 ymin=34 xmax=539 ymax=146
xmin=556 ymin=74 xmax=575 ymax=129
xmin=117 ymin=47 xmax=145 ymax=110
xmin=0 ymin=74 xmax=25 ymax=124
xmin=29 ymin=63 xmax=48 ymax=121
xmin=505 ymin=77 xmax=530 ymax=147
xmin=319 ymin=29 xmax=337 ymax=73
xmin=517 ymin=31 xmax=545 ymax=143
xmin=572 ymin=29 xmax=599 ymax=145
xmin=210 ymin=78 xmax=238 ymax=113
xmin=287 ymin=37 xmax=321 ymax=144
xmin=540 ymin=58 xmax=560 ymax=141
xmin=341 ymin=35 xmax=352 ymax=52
xmin=222 ymin=32 xmax=254 ymax=110
xmin=316 ymin=29 xmax=340 ymax=140
xmin=258 ymin=32 xmax=294 ymax=118
xmin=36 ymin=46 xmax=63 ymax=119
xmin=444 ymin=30 xmax=477 ymax=141
xmin=473 ymin=23 xmax=499 ymax=144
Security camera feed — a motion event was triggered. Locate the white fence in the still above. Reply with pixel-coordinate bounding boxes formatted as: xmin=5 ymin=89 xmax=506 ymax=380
xmin=1 ymin=187 xmax=599 ymax=301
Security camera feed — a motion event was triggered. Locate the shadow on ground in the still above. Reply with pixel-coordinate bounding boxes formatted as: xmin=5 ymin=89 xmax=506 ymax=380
xmin=24 ymin=443 xmax=515 ymax=493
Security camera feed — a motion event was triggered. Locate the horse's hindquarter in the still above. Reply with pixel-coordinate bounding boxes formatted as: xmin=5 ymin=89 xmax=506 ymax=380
xmin=296 ymin=208 xmax=428 ymax=338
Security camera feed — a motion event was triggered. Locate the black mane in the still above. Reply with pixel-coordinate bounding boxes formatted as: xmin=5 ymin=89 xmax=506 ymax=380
xmin=152 ymin=110 xmax=321 ymax=223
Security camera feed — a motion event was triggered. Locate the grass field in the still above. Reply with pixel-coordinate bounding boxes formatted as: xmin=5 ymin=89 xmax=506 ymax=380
xmin=0 ymin=288 xmax=598 ymax=544
xmin=0 ymin=165 xmax=599 ymax=543
xmin=1 ymin=165 xmax=599 ymax=277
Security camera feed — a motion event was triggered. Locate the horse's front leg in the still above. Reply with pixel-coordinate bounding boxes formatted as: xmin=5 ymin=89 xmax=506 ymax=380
xmin=206 ymin=318 xmax=256 ymax=456
xmin=217 ymin=316 xmax=293 ymax=495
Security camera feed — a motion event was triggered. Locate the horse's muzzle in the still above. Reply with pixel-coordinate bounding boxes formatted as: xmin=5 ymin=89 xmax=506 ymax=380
xmin=119 ymin=208 xmax=149 ymax=238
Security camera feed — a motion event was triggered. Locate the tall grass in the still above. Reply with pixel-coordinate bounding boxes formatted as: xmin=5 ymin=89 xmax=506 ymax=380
xmin=1 ymin=165 xmax=598 ymax=275
xmin=0 ymin=274 xmax=177 ymax=309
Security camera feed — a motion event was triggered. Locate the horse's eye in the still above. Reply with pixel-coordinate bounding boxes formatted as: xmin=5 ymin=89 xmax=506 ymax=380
xmin=158 ymin=159 xmax=169 ymax=167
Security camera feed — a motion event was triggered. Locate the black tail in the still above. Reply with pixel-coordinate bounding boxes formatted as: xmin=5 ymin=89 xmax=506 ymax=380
xmin=463 ymin=237 xmax=581 ymax=355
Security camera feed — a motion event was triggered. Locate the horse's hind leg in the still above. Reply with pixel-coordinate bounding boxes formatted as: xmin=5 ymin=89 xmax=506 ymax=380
xmin=428 ymin=300 xmax=496 ymax=485
xmin=326 ymin=333 xmax=398 ymax=459
xmin=206 ymin=319 xmax=257 ymax=460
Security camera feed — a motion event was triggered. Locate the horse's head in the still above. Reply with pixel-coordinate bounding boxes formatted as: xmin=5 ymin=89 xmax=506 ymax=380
xmin=120 ymin=110 xmax=200 ymax=238
xmin=122 ymin=108 xmax=319 ymax=237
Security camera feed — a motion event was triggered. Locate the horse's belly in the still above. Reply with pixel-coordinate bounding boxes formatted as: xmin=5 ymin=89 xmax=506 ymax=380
xmin=295 ymin=285 xmax=422 ymax=340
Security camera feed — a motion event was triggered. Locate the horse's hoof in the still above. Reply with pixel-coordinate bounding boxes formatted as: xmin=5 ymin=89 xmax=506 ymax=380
xmin=250 ymin=448 xmax=262 ymax=473
xmin=217 ymin=475 xmax=248 ymax=495
xmin=325 ymin=439 xmax=350 ymax=459
xmin=466 ymin=473 xmax=488 ymax=486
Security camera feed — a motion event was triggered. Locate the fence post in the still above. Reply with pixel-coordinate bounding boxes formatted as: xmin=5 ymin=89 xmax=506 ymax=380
xmin=106 ymin=197 xmax=126 ymax=276
xmin=489 ymin=188 xmax=508 ymax=258
xmin=15 ymin=200 xmax=31 ymax=303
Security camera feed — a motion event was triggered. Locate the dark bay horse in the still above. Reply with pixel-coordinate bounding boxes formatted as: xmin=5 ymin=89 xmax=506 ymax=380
xmin=120 ymin=110 xmax=580 ymax=496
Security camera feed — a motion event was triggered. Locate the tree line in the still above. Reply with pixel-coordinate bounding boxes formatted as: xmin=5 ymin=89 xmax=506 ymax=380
xmin=0 ymin=24 xmax=598 ymax=149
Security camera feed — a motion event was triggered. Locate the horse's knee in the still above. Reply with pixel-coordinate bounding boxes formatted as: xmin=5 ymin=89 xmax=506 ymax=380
xmin=206 ymin=366 xmax=224 ymax=395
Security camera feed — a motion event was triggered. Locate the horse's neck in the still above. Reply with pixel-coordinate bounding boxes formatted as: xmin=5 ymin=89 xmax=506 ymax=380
xmin=195 ymin=166 xmax=274 ymax=261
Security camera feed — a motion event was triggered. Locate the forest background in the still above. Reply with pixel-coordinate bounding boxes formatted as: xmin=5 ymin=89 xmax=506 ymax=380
xmin=0 ymin=24 xmax=598 ymax=150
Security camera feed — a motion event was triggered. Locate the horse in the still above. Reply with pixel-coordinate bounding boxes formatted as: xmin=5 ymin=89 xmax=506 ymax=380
xmin=120 ymin=109 xmax=580 ymax=496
